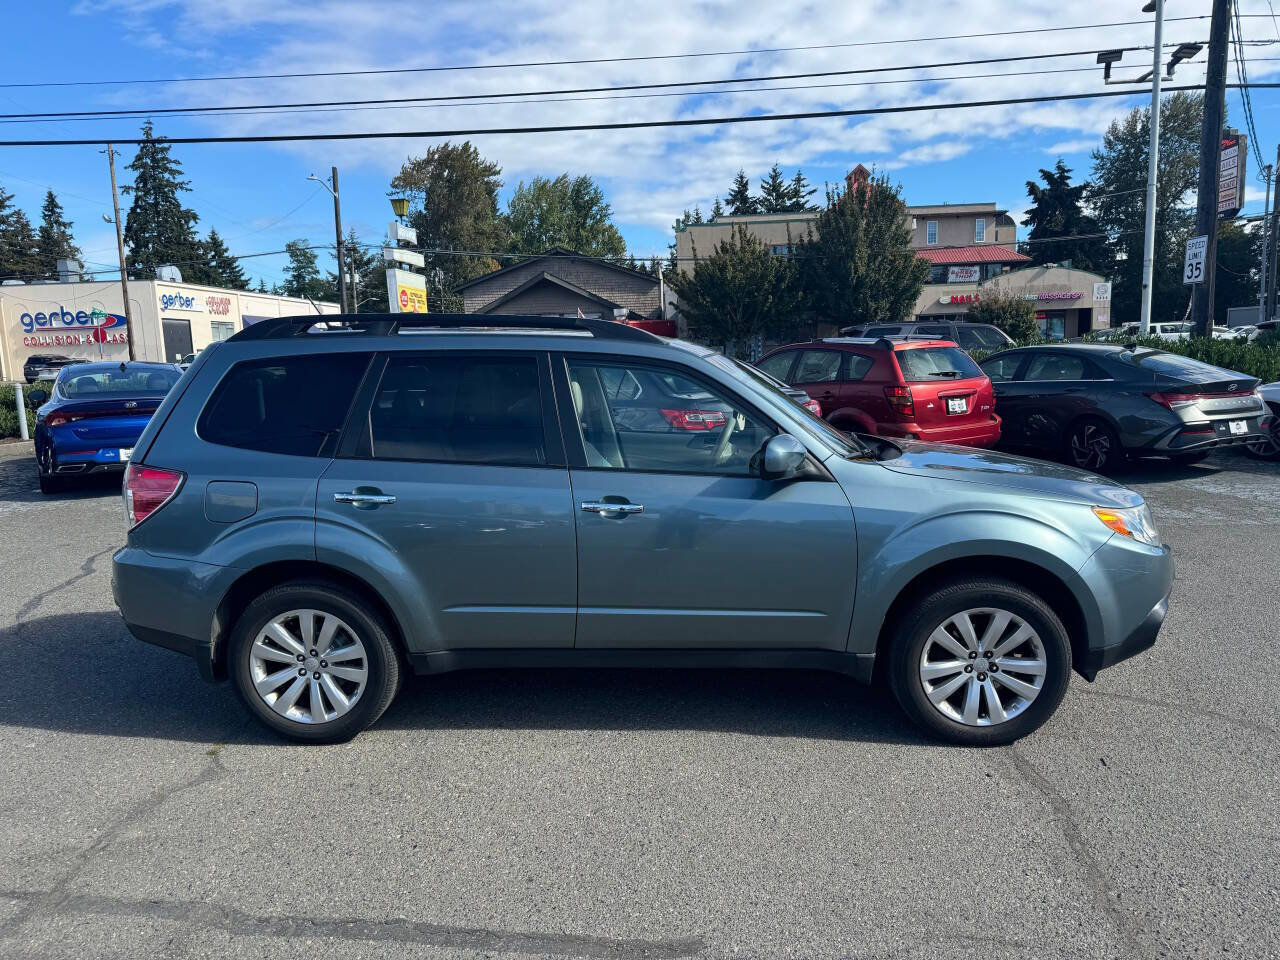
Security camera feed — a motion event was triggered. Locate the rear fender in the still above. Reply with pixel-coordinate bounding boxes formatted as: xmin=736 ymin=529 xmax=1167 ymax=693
xmin=827 ymin=406 xmax=878 ymax=433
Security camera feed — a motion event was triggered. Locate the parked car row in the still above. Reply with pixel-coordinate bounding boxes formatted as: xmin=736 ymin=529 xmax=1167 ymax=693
xmin=756 ymin=337 xmax=1277 ymax=470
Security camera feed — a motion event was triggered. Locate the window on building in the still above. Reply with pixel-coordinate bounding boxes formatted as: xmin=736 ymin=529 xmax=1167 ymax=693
xmin=198 ymin=353 xmax=370 ymax=457
xmin=210 ymin=320 xmax=235 ymax=342
xmin=926 ymin=221 xmax=938 ymax=245
xmin=367 ymin=354 xmax=546 ymax=465
xmin=928 ymin=265 xmax=948 ymax=284
xmin=975 ymin=219 xmax=987 ymax=243
xmin=770 ymin=243 xmax=792 ymax=256
xmin=984 ymin=263 xmax=1005 ymax=280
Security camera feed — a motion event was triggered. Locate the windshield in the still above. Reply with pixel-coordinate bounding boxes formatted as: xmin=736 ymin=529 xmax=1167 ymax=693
xmin=895 ymin=346 xmax=983 ymax=381
xmin=59 ymin=367 xmax=180 ymax=398
xmin=709 ymin=355 xmax=868 ymax=458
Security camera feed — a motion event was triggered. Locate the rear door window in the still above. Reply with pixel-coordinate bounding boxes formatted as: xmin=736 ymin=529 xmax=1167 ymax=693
xmin=755 ymin=351 xmax=797 ymax=383
xmin=1023 ymin=353 xmax=1090 ymax=381
xmin=843 ymin=354 xmax=875 ymax=381
xmin=979 ymin=353 xmax=1025 ymax=382
xmin=365 ymin=354 xmax=546 ymax=465
xmin=895 ymin=346 xmax=983 ymax=382
xmin=792 ymin=350 xmax=842 ymax=384
xmin=198 ymin=353 xmax=369 ymax=457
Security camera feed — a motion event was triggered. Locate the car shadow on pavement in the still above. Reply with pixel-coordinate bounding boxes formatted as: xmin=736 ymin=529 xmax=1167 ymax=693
xmin=0 ymin=448 xmax=123 ymax=504
xmin=1 ymin=611 xmax=925 ymax=746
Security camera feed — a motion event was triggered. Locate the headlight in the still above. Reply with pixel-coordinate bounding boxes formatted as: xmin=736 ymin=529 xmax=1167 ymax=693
xmin=1092 ymin=503 xmax=1161 ymax=546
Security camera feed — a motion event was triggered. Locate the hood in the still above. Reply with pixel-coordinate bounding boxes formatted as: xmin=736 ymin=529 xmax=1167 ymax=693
xmin=879 ymin=441 xmax=1143 ymax=508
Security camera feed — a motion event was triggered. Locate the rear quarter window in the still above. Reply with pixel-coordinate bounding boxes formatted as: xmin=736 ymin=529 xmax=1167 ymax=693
xmin=197 ymin=353 xmax=370 ymax=457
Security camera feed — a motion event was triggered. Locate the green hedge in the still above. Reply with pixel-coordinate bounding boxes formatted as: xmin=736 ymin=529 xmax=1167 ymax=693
xmin=971 ymin=336 xmax=1280 ymax=384
xmin=0 ymin=381 xmax=53 ymax=439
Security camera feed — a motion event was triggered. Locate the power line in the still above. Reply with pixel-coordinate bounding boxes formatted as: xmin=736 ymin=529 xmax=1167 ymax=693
xmin=0 ymin=46 xmax=1171 ymax=121
xmin=1231 ymin=4 xmax=1268 ymax=175
xmin=1 ymin=82 xmax=1276 ymax=148
xmin=4 ymin=16 xmax=1271 ymax=90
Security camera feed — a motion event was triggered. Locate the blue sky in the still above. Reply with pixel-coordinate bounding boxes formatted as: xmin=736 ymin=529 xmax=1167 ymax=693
xmin=1 ymin=0 xmax=1277 ymax=288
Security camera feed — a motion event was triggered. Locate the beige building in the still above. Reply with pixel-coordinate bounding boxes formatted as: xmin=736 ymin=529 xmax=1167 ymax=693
xmin=0 ymin=278 xmax=337 ymax=380
xmin=915 ymin=265 xmax=1112 ymax=338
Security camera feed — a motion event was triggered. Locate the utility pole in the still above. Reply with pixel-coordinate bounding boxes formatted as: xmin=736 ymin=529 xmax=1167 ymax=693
xmin=1190 ymin=0 xmax=1232 ymax=338
xmin=307 ymin=168 xmax=349 ymax=313
xmin=1268 ymin=143 xmax=1280 ymax=323
xmin=1261 ymin=163 xmax=1273 ymax=324
xmin=1138 ymin=0 xmax=1165 ymax=334
xmin=105 ymin=144 xmax=136 ymax=362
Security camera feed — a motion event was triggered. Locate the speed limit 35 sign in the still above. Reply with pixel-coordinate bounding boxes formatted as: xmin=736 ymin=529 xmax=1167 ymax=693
xmin=1184 ymin=235 xmax=1208 ymax=284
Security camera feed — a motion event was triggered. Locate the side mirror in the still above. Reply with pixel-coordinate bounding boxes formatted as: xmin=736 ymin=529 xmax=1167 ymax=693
xmin=26 ymin=389 xmax=48 ymax=406
xmin=761 ymin=434 xmax=807 ymax=480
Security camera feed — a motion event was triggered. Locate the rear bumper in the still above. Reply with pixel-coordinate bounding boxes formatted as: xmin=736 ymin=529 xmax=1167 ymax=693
xmin=1151 ymin=412 xmax=1268 ymax=452
xmin=879 ymin=416 xmax=1002 ymax=448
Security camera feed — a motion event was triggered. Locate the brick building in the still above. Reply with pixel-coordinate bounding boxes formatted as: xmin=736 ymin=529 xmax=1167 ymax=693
xmin=456 ymin=247 xmax=661 ymax=321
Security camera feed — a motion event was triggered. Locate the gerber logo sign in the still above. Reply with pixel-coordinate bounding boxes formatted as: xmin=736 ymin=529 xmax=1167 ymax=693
xmin=19 ymin=307 xmax=128 ymax=348
xmin=160 ymin=292 xmax=198 ymax=311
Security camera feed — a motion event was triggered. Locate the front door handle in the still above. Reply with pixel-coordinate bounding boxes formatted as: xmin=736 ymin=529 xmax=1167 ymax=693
xmin=334 ymin=491 xmax=397 ymax=506
xmin=581 ymin=500 xmax=643 ymax=516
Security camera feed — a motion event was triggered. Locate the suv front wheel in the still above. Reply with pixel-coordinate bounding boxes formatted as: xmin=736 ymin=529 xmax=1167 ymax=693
xmin=230 ymin=581 xmax=401 ymax=743
xmin=889 ymin=578 xmax=1071 ymax=746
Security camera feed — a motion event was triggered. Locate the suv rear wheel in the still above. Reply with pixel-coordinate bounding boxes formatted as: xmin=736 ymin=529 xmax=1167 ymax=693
xmin=888 ymin=578 xmax=1071 ymax=746
xmin=230 ymin=581 xmax=401 ymax=743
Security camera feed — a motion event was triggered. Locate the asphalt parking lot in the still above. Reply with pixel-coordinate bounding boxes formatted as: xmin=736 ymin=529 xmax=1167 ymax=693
xmin=0 ymin=439 xmax=1277 ymax=960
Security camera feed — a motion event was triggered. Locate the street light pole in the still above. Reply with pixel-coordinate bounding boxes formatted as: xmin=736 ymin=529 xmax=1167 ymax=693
xmin=1138 ymin=0 xmax=1165 ymax=335
xmin=307 ymin=168 xmax=349 ymax=313
xmin=1261 ymin=163 xmax=1273 ymax=325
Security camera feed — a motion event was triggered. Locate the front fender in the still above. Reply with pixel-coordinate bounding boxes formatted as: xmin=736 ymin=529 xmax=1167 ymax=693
xmin=850 ymin=508 xmax=1105 ymax=655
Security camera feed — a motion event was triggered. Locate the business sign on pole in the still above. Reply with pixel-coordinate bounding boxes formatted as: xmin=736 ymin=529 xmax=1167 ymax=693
xmin=1184 ymin=235 xmax=1208 ymax=284
xmin=946 ymin=265 xmax=981 ymax=283
xmin=386 ymin=267 xmax=428 ymax=313
xmin=1218 ymin=133 xmax=1247 ymax=219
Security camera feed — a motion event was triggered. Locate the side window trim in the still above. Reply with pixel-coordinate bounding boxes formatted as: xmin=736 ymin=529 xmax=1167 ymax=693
xmin=552 ymin=352 xmax=784 ymax=476
xmin=336 ymin=349 xmax=563 ymax=468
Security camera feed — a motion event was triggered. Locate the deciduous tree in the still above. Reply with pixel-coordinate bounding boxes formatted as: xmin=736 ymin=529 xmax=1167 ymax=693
xmin=968 ymin=289 xmax=1039 ymax=342
xmin=506 ymin=173 xmax=625 ymax=258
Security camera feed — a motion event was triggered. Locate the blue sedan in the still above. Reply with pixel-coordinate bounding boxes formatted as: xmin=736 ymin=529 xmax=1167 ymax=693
xmin=31 ymin=361 xmax=182 ymax=494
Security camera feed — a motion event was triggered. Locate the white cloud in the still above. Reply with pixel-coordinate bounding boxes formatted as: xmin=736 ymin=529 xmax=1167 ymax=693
xmin=1042 ymin=139 xmax=1098 ymax=156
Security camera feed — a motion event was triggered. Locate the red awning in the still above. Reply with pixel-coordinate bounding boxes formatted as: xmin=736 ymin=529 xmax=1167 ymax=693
xmin=916 ymin=245 xmax=1031 ymax=265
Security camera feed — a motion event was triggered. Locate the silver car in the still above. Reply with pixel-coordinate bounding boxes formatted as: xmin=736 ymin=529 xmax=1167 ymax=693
xmin=112 ymin=315 xmax=1175 ymax=746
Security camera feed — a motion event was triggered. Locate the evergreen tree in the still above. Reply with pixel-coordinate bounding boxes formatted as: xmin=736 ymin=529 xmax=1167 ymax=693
xmin=724 ymin=169 xmax=757 ymax=215
xmin=1090 ymin=92 xmax=1203 ymax=324
xmin=786 ymin=170 xmax=817 ymax=212
xmin=711 ymin=198 xmax=725 ymax=220
xmin=122 ymin=121 xmax=202 ymax=279
xmin=34 ymin=190 xmax=81 ymax=279
xmin=665 ymin=226 xmax=801 ymax=358
xmin=254 ymin=278 xmax=270 ymax=294
xmin=199 ymin=229 xmax=248 ymax=289
xmin=281 ymin=239 xmax=328 ymax=301
xmin=797 ymin=176 xmax=929 ymax=326
xmin=0 ymin=184 xmax=38 ymax=280
xmin=1021 ymin=159 xmax=1111 ymax=274
xmin=330 ymin=228 xmax=386 ymax=313
xmin=690 ymin=205 xmax=704 ymax=224
xmin=759 ymin=163 xmax=792 ymax=213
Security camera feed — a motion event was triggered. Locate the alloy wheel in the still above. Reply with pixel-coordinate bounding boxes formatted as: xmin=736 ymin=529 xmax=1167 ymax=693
xmin=918 ymin=608 xmax=1047 ymax=727
xmin=248 ymin=609 xmax=368 ymax=724
xmin=1070 ymin=423 xmax=1111 ymax=469
xmin=1245 ymin=418 xmax=1280 ymax=459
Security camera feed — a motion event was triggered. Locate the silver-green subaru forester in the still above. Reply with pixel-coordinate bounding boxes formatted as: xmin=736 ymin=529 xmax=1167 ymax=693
xmin=112 ymin=314 xmax=1173 ymax=746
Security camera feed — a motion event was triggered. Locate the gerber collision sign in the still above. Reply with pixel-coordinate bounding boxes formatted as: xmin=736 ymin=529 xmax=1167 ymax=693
xmin=17 ymin=304 xmax=129 ymax=348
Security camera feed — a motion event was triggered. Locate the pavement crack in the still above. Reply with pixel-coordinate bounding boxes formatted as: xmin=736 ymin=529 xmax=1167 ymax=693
xmin=0 ymin=752 xmax=230 ymax=940
xmin=1072 ymin=685 xmax=1280 ymax=745
xmin=13 ymin=546 xmax=115 ymax=624
xmin=0 ymin=888 xmax=705 ymax=959
xmin=1003 ymin=747 xmax=1149 ymax=960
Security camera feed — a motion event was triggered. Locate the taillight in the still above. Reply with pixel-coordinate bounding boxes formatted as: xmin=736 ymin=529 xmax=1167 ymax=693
xmin=884 ymin=385 xmax=915 ymax=418
xmin=45 ymin=412 xmax=81 ymax=427
xmin=124 ymin=463 xmax=184 ymax=527
xmin=1147 ymin=389 xmax=1252 ymax=410
xmin=661 ymin=408 xmax=728 ymax=431
xmin=45 ymin=406 xmax=154 ymax=428
xmin=802 ymin=398 xmax=822 ymax=416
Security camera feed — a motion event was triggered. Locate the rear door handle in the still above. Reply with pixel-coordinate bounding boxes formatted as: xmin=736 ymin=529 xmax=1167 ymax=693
xmin=581 ymin=501 xmax=643 ymax=516
xmin=334 ymin=491 xmax=397 ymax=505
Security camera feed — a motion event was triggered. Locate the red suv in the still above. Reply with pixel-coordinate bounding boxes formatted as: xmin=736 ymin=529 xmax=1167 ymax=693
xmin=756 ymin=338 xmax=1002 ymax=447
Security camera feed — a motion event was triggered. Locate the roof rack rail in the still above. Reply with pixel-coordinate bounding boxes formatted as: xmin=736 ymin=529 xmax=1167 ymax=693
xmin=227 ymin=312 xmax=665 ymax=344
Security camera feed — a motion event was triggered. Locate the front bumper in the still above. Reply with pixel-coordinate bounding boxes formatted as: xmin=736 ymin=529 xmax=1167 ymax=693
xmin=1076 ymin=592 xmax=1168 ymax=681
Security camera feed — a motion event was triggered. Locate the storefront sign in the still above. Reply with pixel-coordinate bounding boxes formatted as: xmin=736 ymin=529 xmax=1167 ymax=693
xmin=1218 ymin=134 xmax=1246 ymax=219
xmin=159 ymin=291 xmax=201 ymax=312
xmin=386 ymin=267 xmax=428 ymax=314
xmin=939 ymin=293 xmax=980 ymax=305
xmin=1017 ymin=290 xmax=1083 ymax=302
xmin=205 ymin=295 xmax=232 ymax=315
xmin=947 ymin=266 xmax=981 ymax=283
xmin=18 ymin=307 xmax=128 ymax=348
xmin=1093 ymin=282 xmax=1111 ymax=302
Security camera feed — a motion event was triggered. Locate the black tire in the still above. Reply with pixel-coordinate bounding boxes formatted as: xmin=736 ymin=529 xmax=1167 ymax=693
xmin=1244 ymin=407 xmax=1280 ymax=460
xmin=229 ymin=580 xmax=401 ymax=744
xmin=888 ymin=577 xmax=1072 ymax=746
xmin=1169 ymin=451 xmax=1209 ymax=465
xmin=1064 ymin=417 xmax=1123 ymax=473
xmin=38 ymin=470 xmax=66 ymax=494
